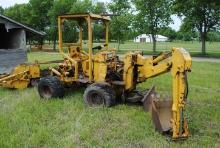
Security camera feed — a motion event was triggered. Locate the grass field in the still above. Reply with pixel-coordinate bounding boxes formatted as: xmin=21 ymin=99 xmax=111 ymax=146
xmin=42 ymin=41 xmax=220 ymax=58
xmin=0 ymin=52 xmax=220 ymax=147
xmin=109 ymin=41 xmax=220 ymax=52
xmin=109 ymin=41 xmax=220 ymax=57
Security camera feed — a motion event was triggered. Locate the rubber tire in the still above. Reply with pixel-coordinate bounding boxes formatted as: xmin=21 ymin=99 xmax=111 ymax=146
xmin=29 ymin=78 xmax=39 ymax=87
xmin=83 ymin=83 xmax=116 ymax=107
xmin=89 ymin=83 xmax=116 ymax=98
xmin=38 ymin=76 xmax=64 ymax=99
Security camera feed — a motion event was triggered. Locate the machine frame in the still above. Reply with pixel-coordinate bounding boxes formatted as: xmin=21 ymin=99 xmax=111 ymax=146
xmin=56 ymin=13 xmax=111 ymax=83
xmin=37 ymin=13 xmax=192 ymax=140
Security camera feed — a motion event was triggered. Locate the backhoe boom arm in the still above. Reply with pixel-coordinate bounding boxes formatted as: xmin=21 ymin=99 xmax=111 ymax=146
xmin=123 ymin=48 xmax=192 ymax=139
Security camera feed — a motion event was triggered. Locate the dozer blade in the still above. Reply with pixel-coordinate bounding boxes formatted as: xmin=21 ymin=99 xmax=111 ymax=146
xmin=142 ymin=86 xmax=172 ymax=133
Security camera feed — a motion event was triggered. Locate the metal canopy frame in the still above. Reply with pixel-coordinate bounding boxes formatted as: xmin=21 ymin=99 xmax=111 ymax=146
xmin=58 ymin=13 xmax=111 ymax=21
xmin=58 ymin=13 xmax=110 ymax=81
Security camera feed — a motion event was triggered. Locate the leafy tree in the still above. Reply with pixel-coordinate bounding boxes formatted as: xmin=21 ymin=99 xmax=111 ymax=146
xmin=92 ymin=2 xmax=107 ymax=42
xmin=48 ymin=0 xmax=74 ymax=50
xmin=28 ymin=0 xmax=54 ymax=31
xmin=133 ymin=0 xmax=173 ymax=52
xmin=48 ymin=0 xmax=95 ymax=50
xmin=108 ymin=0 xmax=130 ymax=13
xmin=108 ymin=0 xmax=132 ymax=49
xmin=0 ymin=6 xmax=4 ymax=14
xmin=70 ymin=0 xmax=93 ymax=13
xmin=4 ymin=4 xmax=30 ymax=25
xmin=93 ymin=2 xmax=106 ymax=14
xmin=208 ymin=31 xmax=220 ymax=42
xmin=69 ymin=0 xmax=94 ymax=42
xmin=159 ymin=27 xmax=177 ymax=41
xmin=177 ymin=18 xmax=198 ymax=41
xmin=173 ymin=0 xmax=220 ymax=54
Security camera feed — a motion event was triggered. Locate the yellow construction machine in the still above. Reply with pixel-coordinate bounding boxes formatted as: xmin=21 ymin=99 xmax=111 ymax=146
xmin=0 ymin=60 xmax=62 ymax=89
xmin=0 ymin=63 xmax=40 ymax=89
xmin=37 ymin=13 xmax=192 ymax=140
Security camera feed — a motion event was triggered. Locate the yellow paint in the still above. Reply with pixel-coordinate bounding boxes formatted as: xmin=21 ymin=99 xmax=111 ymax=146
xmin=57 ymin=13 xmax=110 ymax=84
xmin=56 ymin=14 xmax=192 ymax=140
xmin=87 ymin=16 xmax=93 ymax=82
xmin=123 ymin=47 xmax=192 ymax=139
xmin=123 ymin=53 xmax=135 ymax=91
xmin=0 ymin=64 xmax=40 ymax=89
xmin=93 ymin=51 xmax=117 ymax=82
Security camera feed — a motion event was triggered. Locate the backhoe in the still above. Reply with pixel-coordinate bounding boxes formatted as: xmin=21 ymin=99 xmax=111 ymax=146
xmin=37 ymin=13 xmax=192 ymax=140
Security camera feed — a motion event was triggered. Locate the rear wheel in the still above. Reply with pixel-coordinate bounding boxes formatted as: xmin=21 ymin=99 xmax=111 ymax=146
xmin=38 ymin=76 xmax=64 ymax=99
xmin=83 ymin=83 xmax=116 ymax=107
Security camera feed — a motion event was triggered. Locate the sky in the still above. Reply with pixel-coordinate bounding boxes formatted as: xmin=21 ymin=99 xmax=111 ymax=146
xmin=0 ymin=0 xmax=182 ymax=31
xmin=0 ymin=0 xmax=28 ymax=8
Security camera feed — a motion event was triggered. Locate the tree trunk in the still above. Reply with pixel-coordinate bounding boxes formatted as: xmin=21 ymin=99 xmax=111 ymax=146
xmin=53 ymin=35 xmax=56 ymax=51
xmin=152 ymin=35 xmax=156 ymax=53
xmin=117 ymin=36 xmax=120 ymax=51
xmin=200 ymin=32 xmax=206 ymax=55
xmin=39 ymin=39 xmax=43 ymax=51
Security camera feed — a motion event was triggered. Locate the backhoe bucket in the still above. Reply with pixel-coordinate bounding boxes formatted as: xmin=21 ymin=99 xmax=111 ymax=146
xmin=142 ymin=86 xmax=172 ymax=133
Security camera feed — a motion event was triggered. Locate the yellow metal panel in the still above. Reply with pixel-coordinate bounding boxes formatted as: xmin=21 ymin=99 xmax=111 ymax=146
xmin=58 ymin=13 xmax=110 ymax=21
xmin=93 ymin=62 xmax=107 ymax=82
xmin=82 ymin=60 xmax=89 ymax=76
xmin=0 ymin=64 xmax=40 ymax=89
xmin=87 ymin=16 xmax=93 ymax=82
xmin=10 ymin=80 xmax=30 ymax=89
xmin=58 ymin=17 xmax=63 ymax=54
xmin=29 ymin=64 xmax=40 ymax=78
xmin=123 ymin=53 xmax=135 ymax=91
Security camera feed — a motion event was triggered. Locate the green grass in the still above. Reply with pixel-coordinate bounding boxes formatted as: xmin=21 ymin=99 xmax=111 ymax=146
xmin=28 ymin=52 xmax=63 ymax=62
xmin=0 ymin=53 xmax=220 ymax=147
xmin=108 ymin=41 xmax=220 ymax=58
xmin=42 ymin=41 xmax=220 ymax=58
xmin=28 ymin=52 xmax=63 ymax=69
xmin=109 ymin=41 xmax=220 ymax=53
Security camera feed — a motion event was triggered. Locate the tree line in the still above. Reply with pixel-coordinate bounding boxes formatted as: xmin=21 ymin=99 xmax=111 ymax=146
xmin=0 ymin=0 xmax=220 ymax=54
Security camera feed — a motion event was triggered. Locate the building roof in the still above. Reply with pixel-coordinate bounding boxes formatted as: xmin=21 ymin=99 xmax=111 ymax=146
xmin=0 ymin=14 xmax=45 ymax=36
xmin=136 ymin=34 xmax=168 ymax=39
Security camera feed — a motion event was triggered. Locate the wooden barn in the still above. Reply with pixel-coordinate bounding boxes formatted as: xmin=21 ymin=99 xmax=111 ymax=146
xmin=0 ymin=14 xmax=44 ymax=74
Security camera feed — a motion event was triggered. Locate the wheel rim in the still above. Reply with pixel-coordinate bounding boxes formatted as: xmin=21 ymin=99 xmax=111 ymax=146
xmin=89 ymin=91 xmax=104 ymax=106
xmin=41 ymin=85 xmax=52 ymax=99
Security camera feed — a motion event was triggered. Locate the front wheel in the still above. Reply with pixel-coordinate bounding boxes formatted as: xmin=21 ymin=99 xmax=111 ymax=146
xmin=29 ymin=78 xmax=39 ymax=87
xmin=83 ymin=83 xmax=116 ymax=107
xmin=38 ymin=76 xmax=64 ymax=99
